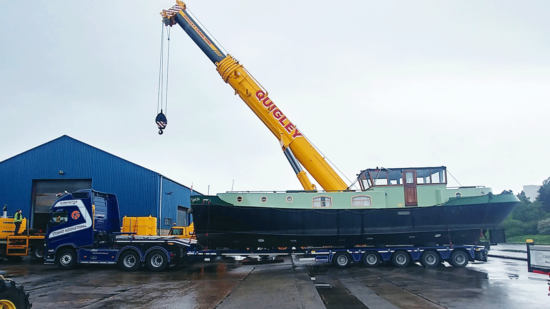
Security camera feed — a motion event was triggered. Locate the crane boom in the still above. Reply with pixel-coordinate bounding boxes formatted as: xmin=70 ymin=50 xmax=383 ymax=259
xmin=161 ymin=1 xmax=348 ymax=192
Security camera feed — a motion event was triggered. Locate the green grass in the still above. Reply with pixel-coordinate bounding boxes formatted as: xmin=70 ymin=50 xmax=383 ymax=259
xmin=506 ymin=234 xmax=550 ymax=244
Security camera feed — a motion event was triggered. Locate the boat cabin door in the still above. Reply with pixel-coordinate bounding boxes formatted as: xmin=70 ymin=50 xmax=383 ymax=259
xmin=403 ymin=170 xmax=418 ymax=206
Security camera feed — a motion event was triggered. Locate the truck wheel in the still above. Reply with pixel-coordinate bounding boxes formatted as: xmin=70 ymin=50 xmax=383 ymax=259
xmin=420 ymin=250 xmax=440 ymax=268
xmin=332 ymin=252 xmax=351 ymax=268
xmin=449 ymin=250 xmax=469 ymax=268
xmin=118 ymin=250 xmax=141 ymax=271
xmin=0 ymin=278 xmax=32 ymax=309
xmin=146 ymin=250 xmax=168 ymax=272
xmin=362 ymin=251 xmax=381 ymax=267
xmin=391 ymin=250 xmax=410 ymax=267
xmin=56 ymin=248 xmax=77 ymax=270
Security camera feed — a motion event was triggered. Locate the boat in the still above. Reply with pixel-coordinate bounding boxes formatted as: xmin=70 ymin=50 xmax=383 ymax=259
xmin=190 ymin=166 xmax=519 ymax=249
xmin=159 ymin=3 xmax=519 ymax=250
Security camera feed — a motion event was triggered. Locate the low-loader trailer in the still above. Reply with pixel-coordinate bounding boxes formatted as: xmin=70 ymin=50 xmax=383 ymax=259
xmin=44 ymin=190 xmax=193 ymax=271
xmin=44 ymin=190 xmax=487 ymax=270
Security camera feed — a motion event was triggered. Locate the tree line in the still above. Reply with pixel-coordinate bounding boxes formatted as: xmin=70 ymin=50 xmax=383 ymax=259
xmin=501 ymin=177 xmax=550 ymax=237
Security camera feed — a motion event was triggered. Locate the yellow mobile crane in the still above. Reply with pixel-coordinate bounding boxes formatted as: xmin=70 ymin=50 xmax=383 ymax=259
xmin=160 ymin=1 xmax=348 ymax=192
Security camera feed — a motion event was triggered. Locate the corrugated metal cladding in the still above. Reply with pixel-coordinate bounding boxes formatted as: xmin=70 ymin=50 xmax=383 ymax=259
xmin=0 ymin=135 xmax=198 ymax=230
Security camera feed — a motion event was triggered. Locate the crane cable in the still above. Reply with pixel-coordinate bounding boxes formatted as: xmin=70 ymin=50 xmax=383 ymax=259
xmin=156 ymin=22 xmax=171 ymax=135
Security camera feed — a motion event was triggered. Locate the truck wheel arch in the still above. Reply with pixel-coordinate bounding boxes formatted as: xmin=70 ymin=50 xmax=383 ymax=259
xmin=144 ymin=247 xmax=171 ymax=263
xmin=117 ymin=247 xmax=143 ymax=262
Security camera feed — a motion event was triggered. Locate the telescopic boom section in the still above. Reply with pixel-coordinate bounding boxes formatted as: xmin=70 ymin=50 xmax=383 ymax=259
xmin=161 ymin=1 xmax=348 ymax=192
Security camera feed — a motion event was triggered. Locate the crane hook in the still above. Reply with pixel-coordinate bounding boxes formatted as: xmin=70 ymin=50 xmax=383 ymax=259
xmin=156 ymin=110 xmax=167 ymax=135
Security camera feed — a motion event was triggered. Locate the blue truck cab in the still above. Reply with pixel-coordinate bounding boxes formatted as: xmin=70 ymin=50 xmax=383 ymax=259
xmin=45 ymin=189 xmax=192 ymax=271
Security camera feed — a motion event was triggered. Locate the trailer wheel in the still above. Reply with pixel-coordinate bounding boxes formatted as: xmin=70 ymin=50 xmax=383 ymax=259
xmin=362 ymin=251 xmax=381 ymax=267
xmin=332 ymin=252 xmax=352 ymax=268
xmin=0 ymin=279 xmax=31 ymax=309
xmin=31 ymin=245 xmax=45 ymax=262
xmin=391 ymin=250 xmax=410 ymax=267
xmin=146 ymin=250 xmax=168 ymax=272
xmin=420 ymin=250 xmax=440 ymax=268
xmin=118 ymin=250 xmax=141 ymax=271
xmin=56 ymin=248 xmax=77 ymax=270
xmin=449 ymin=250 xmax=469 ymax=268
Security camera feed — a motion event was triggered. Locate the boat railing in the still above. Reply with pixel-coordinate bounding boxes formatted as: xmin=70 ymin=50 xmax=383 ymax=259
xmin=447 ymin=186 xmax=486 ymax=189
xmin=225 ymin=190 xmax=357 ymax=194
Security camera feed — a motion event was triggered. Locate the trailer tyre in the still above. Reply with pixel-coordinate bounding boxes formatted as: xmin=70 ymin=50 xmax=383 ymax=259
xmin=56 ymin=248 xmax=77 ymax=270
xmin=118 ymin=250 xmax=141 ymax=271
xmin=391 ymin=250 xmax=410 ymax=267
xmin=449 ymin=250 xmax=469 ymax=268
xmin=362 ymin=251 xmax=382 ymax=267
xmin=332 ymin=252 xmax=352 ymax=268
xmin=0 ymin=279 xmax=31 ymax=309
xmin=31 ymin=245 xmax=45 ymax=262
xmin=146 ymin=250 xmax=168 ymax=272
xmin=420 ymin=250 xmax=440 ymax=268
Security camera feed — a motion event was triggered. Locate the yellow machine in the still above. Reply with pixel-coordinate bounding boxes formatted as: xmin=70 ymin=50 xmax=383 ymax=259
xmin=168 ymin=222 xmax=194 ymax=239
xmin=160 ymin=1 xmax=349 ymax=192
xmin=121 ymin=216 xmax=157 ymax=236
xmin=121 ymin=216 xmax=194 ymax=238
xmin=0 ymin=217 xmax=44 ymax=261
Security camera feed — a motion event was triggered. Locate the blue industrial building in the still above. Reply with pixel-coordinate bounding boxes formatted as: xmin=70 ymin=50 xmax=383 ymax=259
xmin=0 ymin=135 xmax=195 ymax=232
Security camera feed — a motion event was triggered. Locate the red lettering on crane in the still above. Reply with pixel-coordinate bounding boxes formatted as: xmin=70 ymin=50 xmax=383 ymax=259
xmin=262 ymin=98 xmax=274 ymax=108
xmin=284 ymin=122 xmax=295 ymax=133
xmin=255 ymin=90 xmax=302 ymax=139
xmin=272 ymin=109 xmax=283 ymax=119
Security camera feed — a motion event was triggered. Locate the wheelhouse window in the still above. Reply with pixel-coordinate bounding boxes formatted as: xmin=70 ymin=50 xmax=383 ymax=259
xmin=357 ymin=166 xmax=447 ymax=189
xmin=352 ymin=195 xmax=372 ymax=207
xmin=405 ymin=172 xmax=414 ymax=184
xmin=313 ymin=196 xmax=332 ymax=208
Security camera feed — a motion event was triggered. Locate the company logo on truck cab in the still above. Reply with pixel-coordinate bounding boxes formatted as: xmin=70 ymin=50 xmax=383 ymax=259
xmin=71 ymin=211 xmax=81 ymax=220
xmin=255 ymin=90 xmax=302 ymax=139
xmin=49 ymin=199 xmax=92 ymax=238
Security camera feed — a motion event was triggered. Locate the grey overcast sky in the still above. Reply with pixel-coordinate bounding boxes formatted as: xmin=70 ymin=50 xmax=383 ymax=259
xmin=1 ymin=0 xmax=549 ymax=195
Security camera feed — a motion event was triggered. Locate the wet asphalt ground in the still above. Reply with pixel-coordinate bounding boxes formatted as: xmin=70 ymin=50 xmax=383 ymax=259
xmin=2 ymin=251 xmax=549 ymax=309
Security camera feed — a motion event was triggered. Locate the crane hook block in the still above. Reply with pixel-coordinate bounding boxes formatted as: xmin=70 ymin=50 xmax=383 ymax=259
xmin=156 ymin=111 xmax=168 ymax=135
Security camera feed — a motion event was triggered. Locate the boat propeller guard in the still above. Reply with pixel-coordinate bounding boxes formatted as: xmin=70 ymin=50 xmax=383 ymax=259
xmin=156 ymin=111 xmax=167 ymax=135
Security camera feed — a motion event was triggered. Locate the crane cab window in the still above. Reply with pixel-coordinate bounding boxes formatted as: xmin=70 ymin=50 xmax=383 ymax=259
xmin=313 ymin=196 xmax=332 ymax=208
xmin=170 ymin=228 xmax=183 ymax=235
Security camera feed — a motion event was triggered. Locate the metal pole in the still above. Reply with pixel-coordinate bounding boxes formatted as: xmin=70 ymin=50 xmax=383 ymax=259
xmin=159 ymin=175 xmax=163 ymax=234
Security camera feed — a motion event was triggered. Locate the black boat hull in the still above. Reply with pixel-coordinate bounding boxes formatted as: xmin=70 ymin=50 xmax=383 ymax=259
xmin=191 ymin=201 xmax=518 ymax=248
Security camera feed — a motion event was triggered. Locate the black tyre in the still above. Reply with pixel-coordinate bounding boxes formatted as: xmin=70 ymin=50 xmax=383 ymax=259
xmin=449 ymin=250 xmax=469 ymax=268
xmin=0 ymin=279 xmax=32 ymax=309
xmin=118 ymin=250 xmax=141 ymax=271
xmin=146 ymin=250 xmax=168 ymax=272
xmin=30 ymin=246 xmax=45 ymax=263
xmin=362 ymin=251 xmax=382 ymax=267
xmin=332 ymin=252 xmax=352 ymax=268
xmin=420 ymin=250 xmax=440 ymax=268
xmin=391 ymin=250 xmax=410 ymax=267
xmin=56 ymin=248 xmax=77 ymax=270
